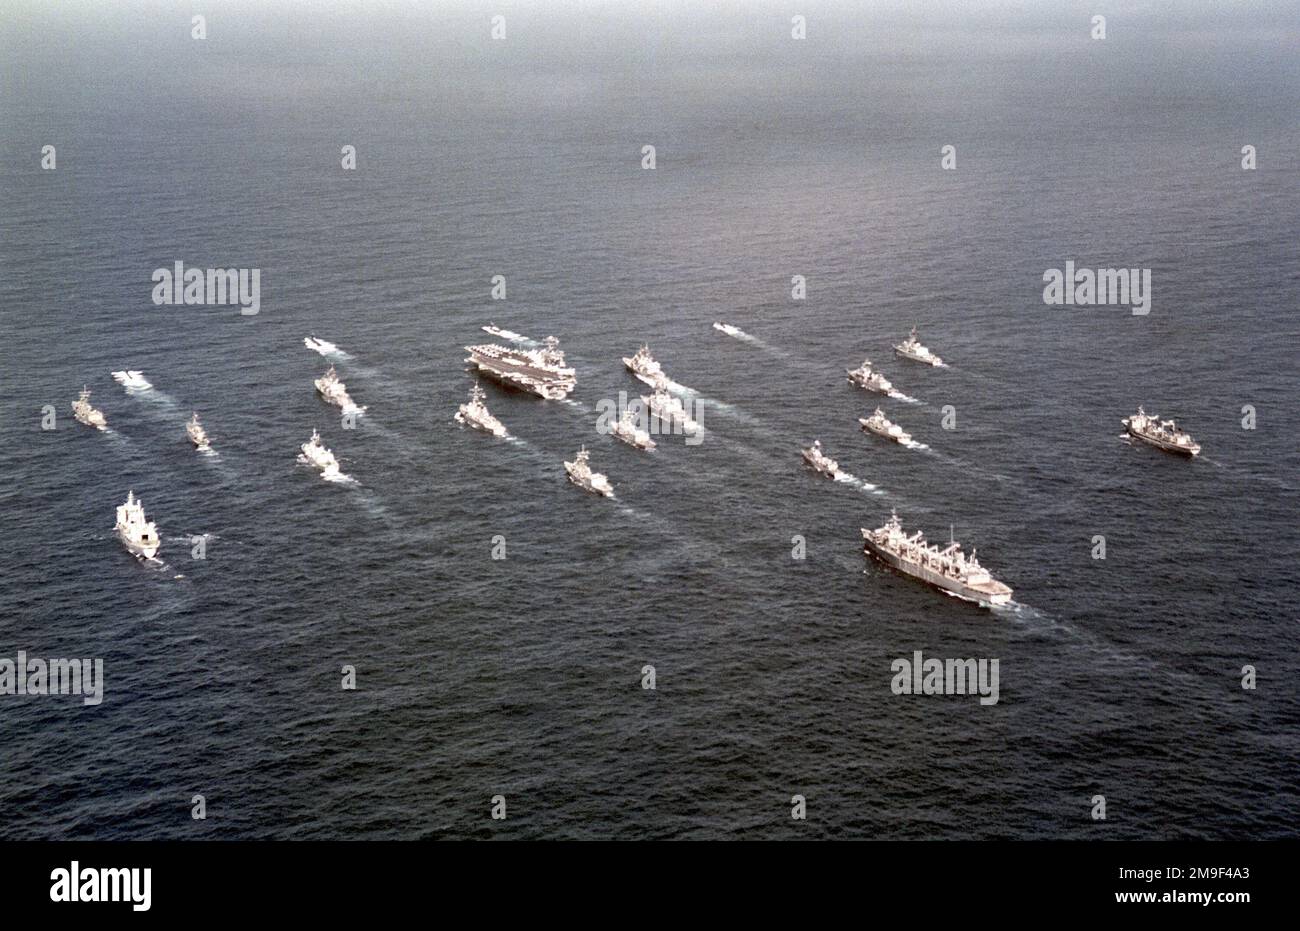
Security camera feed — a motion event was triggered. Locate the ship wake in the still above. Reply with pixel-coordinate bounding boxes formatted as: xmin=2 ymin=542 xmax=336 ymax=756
xmin=111 ymin=370 xmax=153 ymax=392
xmin=483 ymin=326 xmax=537 ymax=345
xmin=834 ymin=471 xmax=887 ymax=495
xmin=111 ymin=373 xmax=185 ymax=417
xmin=303 ymin=336 xmax=351 ymax=359
xmin=712 ymin=324 xmax=769 ymax=349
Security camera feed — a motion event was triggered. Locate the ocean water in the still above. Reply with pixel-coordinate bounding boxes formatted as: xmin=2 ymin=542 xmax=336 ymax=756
xmin=0 ymin=2 xmax=1297 ymax=839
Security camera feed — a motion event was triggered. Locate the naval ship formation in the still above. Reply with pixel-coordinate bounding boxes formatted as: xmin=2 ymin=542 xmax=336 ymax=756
xmin=68 ymin=321 xmax=1212 ymax=617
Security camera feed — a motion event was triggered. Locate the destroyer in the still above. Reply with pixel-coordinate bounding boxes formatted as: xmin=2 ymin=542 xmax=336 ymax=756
xmin=610 ymin=408 xmax=656 ymax=450
xmin=464 ymin=336 xmax=575 ymax=400
xmin=862 ymin=512 xmax=1012 ymax=607
xmin=564 ymin=447 xmax=614 ymax=497
xmin=893 ymin=326 xmax=944 ymax=367
xmin=801 ymin=440 xmax=841 ymax=478
xmin=71 ymin=387 xmax=108 ymax=431
xmin=185 ymin=412 xmax=211 ymax=450
xmin=641 ymin=376 xmax=698 ymax=434
xmin=454 ymin=383 xmax=509 ymax=437
xmin=115 ymin=491 xmax=160 ymax=560
xmin=860 ymin=408 xmax=912 ymax=444
xmin=846 ymin=358 xmax=901 ymax=397
xmin=1122 ymin=406 xmax=1201 ymax=457
xmin=299 ymin=429 xmax=341 ymax=478
xmin=622 ymin=345 xmax=664 ymax=386
xmin=314 ymin=365 xmax=365 ymax=413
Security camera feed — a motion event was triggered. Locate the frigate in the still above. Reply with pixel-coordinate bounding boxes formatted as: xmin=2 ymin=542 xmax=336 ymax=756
xmin=1122 ymin=406 xmax=1200 ymax=457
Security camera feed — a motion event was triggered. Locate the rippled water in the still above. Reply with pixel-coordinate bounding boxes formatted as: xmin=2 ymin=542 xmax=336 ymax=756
xmin=1 ymin=4 xmax=1297 ymax=839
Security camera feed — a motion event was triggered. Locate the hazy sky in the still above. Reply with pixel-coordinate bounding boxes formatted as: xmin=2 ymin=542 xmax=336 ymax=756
xmin=2 ymin=1 xmax=1297 ymax=129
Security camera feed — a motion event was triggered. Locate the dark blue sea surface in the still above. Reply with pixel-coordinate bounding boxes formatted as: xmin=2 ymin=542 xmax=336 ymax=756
xmin=0 ymin=3 xmax=1297 ymax=839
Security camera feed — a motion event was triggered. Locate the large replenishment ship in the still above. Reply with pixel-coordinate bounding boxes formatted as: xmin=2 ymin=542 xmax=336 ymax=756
xmin=115 ymin=491 xmax=160 ymax=560
xmin=862 ymin=512 xmax=1012 ymax=606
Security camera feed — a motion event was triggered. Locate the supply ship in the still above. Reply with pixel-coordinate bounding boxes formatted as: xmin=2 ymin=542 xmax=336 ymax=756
xmin=862 ymin=512 xmax=1012 ymax=606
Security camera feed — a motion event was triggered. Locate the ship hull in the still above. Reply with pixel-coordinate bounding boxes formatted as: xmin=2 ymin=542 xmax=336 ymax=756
xmin=801 ymin=452 xmax=839 ymax=477
xmin=300 ymin=447 xmax=337 ymax=471
xmin=622 ymin=358 xmax=662 ymax=383
xmin=860 ymin=421 xmax=909 ymax=444
xmin=117 ymin=528 xmax=158 ymax=560
xmin=316 ymin=384 xmax=362 ymax=411
xmin=565 ymin=466 xmax=613 ymax=497
xmin=1125 ymin=426 xmax=1199 ymax=457
xmin=863 ymin=539 xmax=1011 ymax=606
xmin=641 ymin=397 xmax=697 ymax=432
xmin=894 ymin=348 xmax=941 ymax=367
xmin=846 ymin=371 xmax=893 ymax=394
xmin=456 ymin=408 xmax=508 ymax=437
xmin=612 ymin=428 xmax=655 ymax=450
